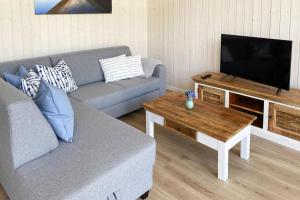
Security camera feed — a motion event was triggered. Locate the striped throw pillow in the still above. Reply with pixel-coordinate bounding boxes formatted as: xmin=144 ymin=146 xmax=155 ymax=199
xmin=126 ymin=55 xmax=145 ymax=78
xmin=20 ymin=69 xmax=41 ymax=98
xmin=53 ymin=59 xmax=78 ymax=93
xmin=99 ymin=55 xmax=131 ymax=83
xmin=36 ymin=65 xmax=67 ymax=92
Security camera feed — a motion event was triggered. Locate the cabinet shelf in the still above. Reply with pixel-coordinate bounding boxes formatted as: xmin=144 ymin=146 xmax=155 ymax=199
xmin=229 ymin=93 xmax=264 ymax=128
xmin=229 ymin=93 xmax=264 ymax=115
xmin=229 ymin=103 xmax=263 ymax=115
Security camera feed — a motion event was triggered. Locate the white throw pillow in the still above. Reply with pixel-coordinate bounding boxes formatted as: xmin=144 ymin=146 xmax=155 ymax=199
xmin=99 ymin=55 xmax=131 ymax=83
xmin=126 ymin=55 xmax=145 ymax=78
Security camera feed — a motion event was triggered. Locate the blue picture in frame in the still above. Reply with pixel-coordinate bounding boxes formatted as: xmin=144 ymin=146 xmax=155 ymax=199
xmin=35 ymin=0 xmax=112 ymax=15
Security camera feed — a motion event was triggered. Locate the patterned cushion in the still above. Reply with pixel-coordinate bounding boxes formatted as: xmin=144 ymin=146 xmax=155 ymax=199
xmin=99 ymin=55 xmax=130 ymax=83
xmin=36 ymin=65 xmax=67 ymax=91
xmin=20 ymin=69 xmax=41 ymax=98
xmin=126 ymin=55 xmax=145 ymax=78
xmin=53 ymin=59 xmax=78 ymax=93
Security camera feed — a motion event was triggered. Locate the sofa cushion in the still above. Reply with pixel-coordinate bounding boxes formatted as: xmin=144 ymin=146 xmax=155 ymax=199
xmin=53 ymin=59 xmax=78 ymax=93
xmin=99 ymin=55 xmax=131 ymax=83
xmin=36 ymin=65 xmax=68 ymax=91
xmin=14 ymin=103 xmax=155 ymax=200
xmin=50 ymin=50 xmax=103 ymax=86
xmin=35 ymin=80 xmax=74 ymax=143
xmin=50 ymin=46 xmax=132 ymax=86
xmin=68 ymin=82 xmax=124 ymax=110
xmin=0 ymin=56 xmax=52 ymax=78
xmin=3 ymin=66 xmax=28 ymax=88
xmin=127 ymin=55 xmax=145 ymax=78
xmin=111 ymin=77 xmax=161 ymax=100
xmin=20 ymin=69 xmax=41 ymax=98
xmin=69 ymin=77 xmax=161 ymax=110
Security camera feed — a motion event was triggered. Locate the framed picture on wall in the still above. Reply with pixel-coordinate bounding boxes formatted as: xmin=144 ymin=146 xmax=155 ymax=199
xmin=35 ymin=0 xmax=112 ymax=15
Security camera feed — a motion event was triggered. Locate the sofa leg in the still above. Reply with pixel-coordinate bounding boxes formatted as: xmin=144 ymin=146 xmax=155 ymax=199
xmin=140 ymin=191 xmax=149 ymax=199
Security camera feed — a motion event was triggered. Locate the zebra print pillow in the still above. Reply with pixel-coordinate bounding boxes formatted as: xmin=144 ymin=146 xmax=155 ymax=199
xmin=53 ymin=59 xmax=78 ymax=93
xmin=36 ymin=65 xmax=67 ymax=92
xmin=20 ymin=69 xmax=41 ymax=98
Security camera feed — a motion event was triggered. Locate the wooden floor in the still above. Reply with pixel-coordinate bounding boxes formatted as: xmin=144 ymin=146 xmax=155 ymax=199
xmin=1 ymin=109 xmax=300 ymax=200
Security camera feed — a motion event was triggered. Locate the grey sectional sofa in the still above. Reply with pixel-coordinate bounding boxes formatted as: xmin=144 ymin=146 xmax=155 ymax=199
xmin=0 ymin=46 xmax=166 ymax=200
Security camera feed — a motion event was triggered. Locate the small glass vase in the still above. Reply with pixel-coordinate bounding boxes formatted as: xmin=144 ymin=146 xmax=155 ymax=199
xmin=185 ymin=98 xmax=194 ymax=110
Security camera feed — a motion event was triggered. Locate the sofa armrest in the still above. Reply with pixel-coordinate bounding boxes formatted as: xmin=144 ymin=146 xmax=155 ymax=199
xmin=152 ymin=64 xmax=166 ymax=96
xmin=0 ymin=78 xmax=58 ymax=171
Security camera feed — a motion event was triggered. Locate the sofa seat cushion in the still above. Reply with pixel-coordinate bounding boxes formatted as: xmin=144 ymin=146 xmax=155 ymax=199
xmin=14 ymin=103 xmax=156 ymax=200
xmin=69 ymin=77 xmax=161 ymax=110
xmin=110 ymin=77 xmax=161 ymax=100
xmin=68 ymin=82 xmax=124 ymax=110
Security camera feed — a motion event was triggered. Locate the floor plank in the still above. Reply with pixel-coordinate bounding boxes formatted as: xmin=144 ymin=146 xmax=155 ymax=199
xmin=121 ymin=109 xmax=300 ymax=200
xmin=1 ymin=109 xmax=299 ymax=200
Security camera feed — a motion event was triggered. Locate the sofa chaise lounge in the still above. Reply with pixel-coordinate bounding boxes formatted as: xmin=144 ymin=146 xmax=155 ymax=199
xmin=0 ymin=46 xmax=166 ymax=200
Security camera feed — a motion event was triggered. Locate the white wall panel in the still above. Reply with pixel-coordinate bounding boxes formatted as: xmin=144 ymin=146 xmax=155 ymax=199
xmin=0 ymin=0 xmax=148 ymax=62
xmin=149 ymin=0 xmax=300 ymax=89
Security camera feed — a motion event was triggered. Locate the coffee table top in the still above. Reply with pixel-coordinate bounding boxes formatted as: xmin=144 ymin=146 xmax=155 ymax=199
xmin=143 ymin=92 xmax=256 ymax=142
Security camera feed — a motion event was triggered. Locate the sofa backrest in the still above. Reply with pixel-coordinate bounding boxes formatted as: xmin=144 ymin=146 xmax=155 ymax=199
xmin=0 ymin=56 xmax=52 ymax=78
xmin=50 ymin=46 xmax=132 ymax=86
xmin=0 ymin=78 xmax=58 ymax=172
xmin=0 ymin=46 xmax=132 ymax=86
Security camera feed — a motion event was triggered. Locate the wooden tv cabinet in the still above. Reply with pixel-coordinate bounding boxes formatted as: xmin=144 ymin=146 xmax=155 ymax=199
xmin=193 ymin=72 xmax=300 ymax=151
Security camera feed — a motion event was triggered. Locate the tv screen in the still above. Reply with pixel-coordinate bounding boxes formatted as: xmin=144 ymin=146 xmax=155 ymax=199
xmin=220 ymin=34 xmax=292 ymax=90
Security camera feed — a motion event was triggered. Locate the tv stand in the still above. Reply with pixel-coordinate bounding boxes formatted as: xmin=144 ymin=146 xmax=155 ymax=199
xmin=221 ymin=74 xmax=235 ymax=80
xmin=193 ymin=72 xmax=300 ymax=151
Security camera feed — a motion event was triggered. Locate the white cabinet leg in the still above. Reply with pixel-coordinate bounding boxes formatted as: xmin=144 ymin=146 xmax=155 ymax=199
xmin=218 ymin=143 xmax=229 ymax=181
xmin=240 ymin=134 xmax=250 ymax=160
xmin=194 ymin=83 xmax=199 ymax=99
xmin=146 ymin=111 xmax=154 ymax=137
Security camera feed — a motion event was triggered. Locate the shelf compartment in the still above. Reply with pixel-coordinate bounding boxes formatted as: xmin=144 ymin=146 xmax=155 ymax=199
xmin=229 ymin=93 xmax=264 ymax=128
xmin=229 ymin=93 xmax=264 ymax=115
xmin=230 ymin=106 xmax=263 ymax=128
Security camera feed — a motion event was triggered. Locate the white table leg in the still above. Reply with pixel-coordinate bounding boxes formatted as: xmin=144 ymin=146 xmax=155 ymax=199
xmin=146 ymin=111 xmax=154 ymax=137
xmin=240 ymin=134 xmax=250 ymax=160
xmin=218 ymin=142 xmax=229 ymax=181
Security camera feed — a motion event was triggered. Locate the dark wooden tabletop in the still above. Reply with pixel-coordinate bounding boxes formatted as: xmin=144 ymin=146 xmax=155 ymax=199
xmin=143 ymin=92 xmax=256 ymax=142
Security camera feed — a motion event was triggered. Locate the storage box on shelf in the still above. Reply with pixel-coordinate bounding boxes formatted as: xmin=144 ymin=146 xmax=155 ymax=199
xmin=193 ymin=72 xmax=300 ymax=151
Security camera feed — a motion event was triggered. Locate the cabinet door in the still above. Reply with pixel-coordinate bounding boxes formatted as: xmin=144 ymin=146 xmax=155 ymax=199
xmin=269 ymin=103 xmax=300 ymax=141
xmin=198 ymin=86 xmax=225 ymax=105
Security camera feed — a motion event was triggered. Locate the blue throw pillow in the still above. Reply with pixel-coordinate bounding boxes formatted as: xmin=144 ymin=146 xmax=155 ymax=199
xmin=4 ymin=65 xmax=28 ymax=88
xmin=17 ymin=65 xmax=28 ymax=76
xmin=35 ymin=80 xmax=74 ymax=143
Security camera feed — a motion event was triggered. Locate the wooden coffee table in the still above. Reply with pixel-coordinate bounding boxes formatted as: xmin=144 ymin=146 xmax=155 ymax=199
xmin=142 ymin=92 xmax=256 ymax=181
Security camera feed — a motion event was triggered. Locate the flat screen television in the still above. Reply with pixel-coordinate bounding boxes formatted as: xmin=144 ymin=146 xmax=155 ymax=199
xmin=220 ymin=34 xmax=292 ymax=90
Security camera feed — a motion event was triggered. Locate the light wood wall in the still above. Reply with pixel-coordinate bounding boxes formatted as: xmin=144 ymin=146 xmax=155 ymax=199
xmin=148 ymin=0 xmax=300 ymax=90
xmin=0 ymin=0 xmax=148 ymax=62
